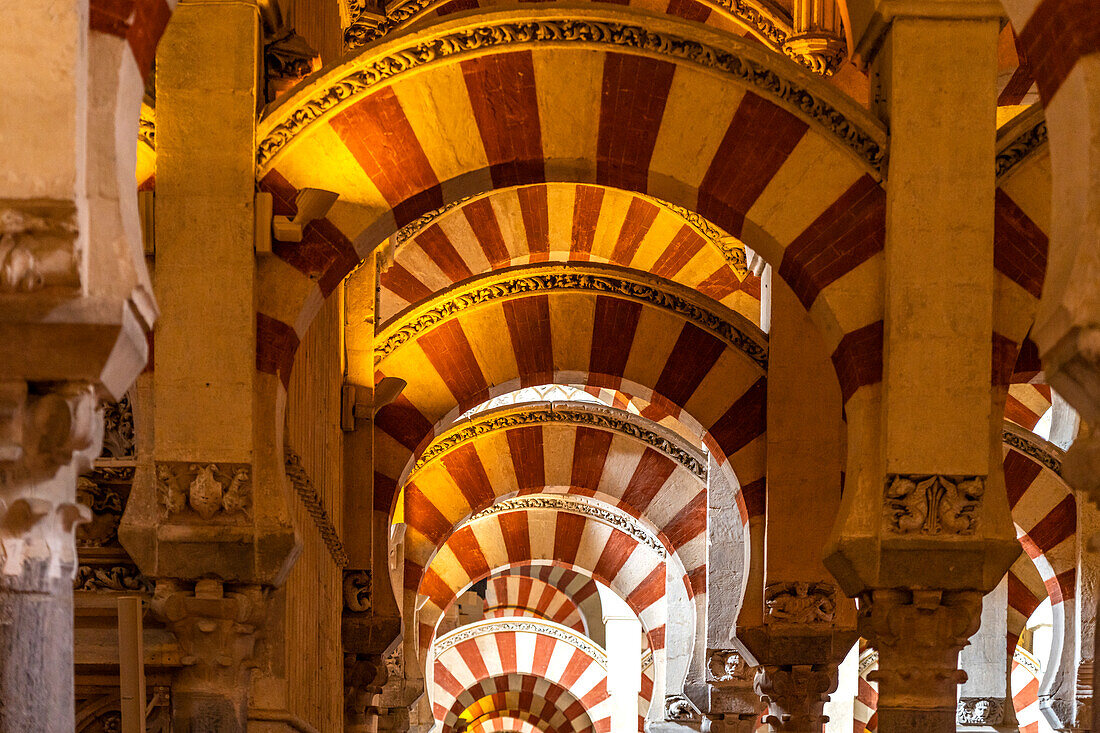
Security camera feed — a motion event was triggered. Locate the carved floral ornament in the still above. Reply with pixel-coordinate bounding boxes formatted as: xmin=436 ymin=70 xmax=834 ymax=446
xmin=376 ymin=270 xmax=768 ymax=371
xmin=0 ymin=201 xmax=81 ymax=294
xmin=343 ymin=570 xmax=372 ymax=613
xmin=883 ymin=474 xmax=985 ymax=535
xmin=156 ymin=462 xmax=252 ymax=521
xmin=259 ymin=18 xmax=885 ymax=172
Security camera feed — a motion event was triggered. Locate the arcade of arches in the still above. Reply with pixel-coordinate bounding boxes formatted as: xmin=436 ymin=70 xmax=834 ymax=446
xmin=2 ymin=0 xmax=1100 ymax=731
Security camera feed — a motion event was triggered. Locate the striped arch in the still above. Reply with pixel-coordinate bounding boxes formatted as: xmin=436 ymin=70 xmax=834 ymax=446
xmin=382 ymin=183 xmax=762 ymax=326
xmin=437 ymin=672 xmax=603 ymax=733
xmin=490 ymin=565 xmax=606 ymax=642
xmin=1011 ymin=648 xmax=1044 ymax=733
xmin=374 ymin=263 xmax=767 ymax=517
xmin=255 ymin=8 xmax=891 ymax=405
xmin=417 ymin=507 xmax=675 ymax=656
xmin=1006 ymin=383 xmax=1053 ymax=432
xmin=484 ymin=572 xmax=587 ymax=632
xmin=399 ymin=402 xmax=717 ymax=604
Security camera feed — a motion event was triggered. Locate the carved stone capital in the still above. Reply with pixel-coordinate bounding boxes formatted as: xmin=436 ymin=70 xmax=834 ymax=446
xmin=0 ymin=200 xmax=80 ymax=294
xmin=151 ymin=578 xmax=268 ymax=689
xmin=345 ymin=651 xmax=389 ymax=723
xmin=0 ymin=382 xmax=100 ymax=581
xmin=782 ymin=33 xmax=846 ymax=75
xmin=753 ymin=663 xmax=837 ymax=731
xmin=858 ymin=589 xmax=982 ymax=707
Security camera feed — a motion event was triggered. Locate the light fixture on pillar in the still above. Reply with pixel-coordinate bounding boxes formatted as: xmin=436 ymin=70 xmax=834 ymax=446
xmin=272 ymin=188 xmax=339 ymax=242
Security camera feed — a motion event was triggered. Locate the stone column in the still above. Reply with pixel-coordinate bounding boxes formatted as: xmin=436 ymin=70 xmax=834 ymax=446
xmin=824 ymin=3 xmax=1018 ymax=731
xmin=604 ymin=598 xmax=643 ymax=732
xmin=955 ymin=578 xmax=1017 ymax=732
xmin=0 ymin=384 xmax=99 ymax=731
xmin=153 ymin=579 xmax=267 ymax=731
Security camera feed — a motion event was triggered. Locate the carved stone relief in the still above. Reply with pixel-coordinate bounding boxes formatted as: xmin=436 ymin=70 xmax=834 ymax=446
xmin=100 ymin=395 xmax=135 ymax=459
xmin=343 ymin=570 xmax=371 ymax=613
xmin=0 ymin=200 xmax=81 ymax=293
xmin=666 ymin=694 xmax=700 ymax=721
xmin=883 ymin=474 xmax=985 ymax=535
xmin=765 ymin=582 xmax=836 ymax=625
xmin=956 ymin=697 xmax=1005 ymax=726
xmin=707 ymin=649 xmax=750 ymax=687
xmin=156 ymin=462 xmax=252 ymax=521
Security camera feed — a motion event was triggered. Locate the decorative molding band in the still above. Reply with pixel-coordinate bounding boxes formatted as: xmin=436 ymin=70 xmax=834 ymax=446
xmin=74 ymin=564 xmax=152 ymax=593
xmin=432 ymin=617 xmax=607 ymax=665
xmin=259 ymin=17 xmax=885 ymax=172
xmin=996 ymin=119 xmax=1047 ymax=180
xmin=413 ymin=404 xmax=706 ymax=479
xmin=376 ymin=269 xmax=768 ymax=370
xmin=285 ymin=448 xmax=349 ymax=568
xmin=883 ymin=474 xmax=985 ymax=535
xmin=467 ymin=494 xmax=667 ymax=558
xmin=392 ymin=194 xmax=475 ymax=248
xmin=1002 ymin=422 xmax=1063 ymax=476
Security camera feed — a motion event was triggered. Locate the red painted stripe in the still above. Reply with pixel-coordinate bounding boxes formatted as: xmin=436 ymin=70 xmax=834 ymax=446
xmin=1005 ymin=393 xmax=1042 ymax=429
xmin=1008 ymin=571 xmax=1041 ymax=618
xmin=417 ymin=224 xmax=474 ymax=283
xmin=507 ymin=425 xmax=546 ymax=491
xmin=1017 ymin=0 xmax=1100 ymax=102
xmin=456 ymin=638 xmax=490 ymax=679
xmin=610 ymin=197 xmax=661 ymax=264
xmin=621 ymin=449 xmax=676 ymax=512
xmin=432 ymin=661 xmax=466 ymax=697
xmin=654 ymin=322 xmax=727 ymax=406
xmin=992 ymin=332 xmax=1020 ymax=387
xmin=707 ymin=377 xmax=767 ymax=456
xmin=374 ymin=471 xmax=398 ymax=513
xmin=442 ymin=443 xmax=496 ymax=511
xmin=994 ymin=188 xmax=1048 ymax=299
xmin=664 ymin=491 xmax=707 ymax=550
xmin=652 ymin=225 xmax=707 ymax=278
xmin=1013 ymin=337 xmax=1043 ymax=382
xmin=697 ymin=93 xmax=808 ymax=236
xmin=570 ymin=427 xmax=613 ymax=491
xmin=329 ymin=89 xmax=443 ymax=226
xmin=1027 ymin=495 xmax=1076 ymax=551
xmin=464 ymin=198 xmax=512 ymax=268
xmin=740 ymin=477 xmax=766 ymax=519
xmin=779 ymin=174 xmax=886 ymax=310
xmin=1048 ymin=568 xmax=1076 ymax=604
xmin=830 ymin=321 xmax=884 ymax=403
xmin=128 ymin=0 xmax=172 ymax=81
xmin=558 ymin=648 xmax=592 ymax=689
xmin=417 ymin=320 xmax=491 ymax=412
xmin=593 ymin=530 xmax=638 ymax=581
xmin=696 ymin=266 xmax=743 ymax=300
xmin=419 ymin=566 xmax=454 ymax=606
xmin=1004 ymin=449 xmax=1044 ymax=509
xmin=381 ymin=262 xmax=433 ymax=306
xmin=571 ymin=186 xmax=605 ymax=258
xmin=626 ymin=565 xmax=666 ymax=609
xmin=462 ymin=52 xmax=545 ymax=188
xmin=588 ymin=296 xmax=642 ymax=386
xmin=596 ymin=54 xmax=676 ymax=192
xmin=256 ymin=313 xmax=299 ymax=389
xmin=688 ymin=566 xmax=706 ymax=595
xmin=436 ymin=0 xmax=478 ymax=14
xmin=532 ymin=633 xmax=556 ymax=672
xmin=90 ymin=0 xmax=134 ymax=36
xmin=499 ymin=511 xmax=532 ymax=565
xmin=998 ymin=63 xmax=1036 ymax=106
xmin=374 ymin=392 xmax=434 ymax=452
xmin=518 ymin=186 xmax=550 ymax=259
xmin=503 ymin=295 xmax=554 ymax=386
xmin=449 ymin=525 xmax=491 ymax=580
xmin=496 ymin=627 xmax=518 ymax=672
xmin=406 ymin=482 xmax=454 ymax=545
xmin=666 ymin=0 xmax=711 ymax=21
xmin=554 ymin=513 xmax=588 ymax=565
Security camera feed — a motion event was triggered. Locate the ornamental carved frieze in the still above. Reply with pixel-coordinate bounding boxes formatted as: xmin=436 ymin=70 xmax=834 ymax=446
xmin=0 ymin=200 xmax=81 ymax=293
xmin=996 ymin=119 xmax=1047 ymax=180
xmin=765 ymin=582 xmax=836 ymax=625
xmin=957 ymin=697 xmax=1005 ymax=726
xmin=883 ymin=474 xmax=985 ymax=535
xmin=1003 ymin=423 xmax=1063 ymax=475
xmin=73 ymin=564 xmax=152 ymax=593
xmin=707 ymin=649 xmax=750 ymax=687
xmin=343 ymin=570 xmax=371 ymax=613
xmin=156 ymin=462 xmax=251 ymax=521
xmin=468 ymin=495 xmax=667 ymax=558
xmin=432 ymin=617 xmax=607 ymax=665
xmin=413 ymin=404 xmax=705 ymax=479
xmin=377 ymin=270 xmax=767 ymax=370
xmin=100 ymin=395 xmax=135 ymax=459
xmin=76 ymin=474 xmax=126 ymax=548
xmin=260 ymin=18 xmax=885 ymax=172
